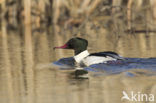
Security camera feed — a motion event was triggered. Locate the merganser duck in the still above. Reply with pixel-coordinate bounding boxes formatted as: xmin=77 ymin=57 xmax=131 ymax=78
xmin=54 ymin=37 xmax=124 ymax=66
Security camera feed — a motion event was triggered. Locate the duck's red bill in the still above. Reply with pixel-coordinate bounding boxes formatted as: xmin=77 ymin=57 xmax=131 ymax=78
xmin=54 ymin=44 xmax=68 ymax=49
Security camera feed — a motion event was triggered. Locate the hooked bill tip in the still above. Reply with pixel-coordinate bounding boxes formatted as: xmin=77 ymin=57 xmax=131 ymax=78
xmin=53 ymin=47 xmax=56 ymax=50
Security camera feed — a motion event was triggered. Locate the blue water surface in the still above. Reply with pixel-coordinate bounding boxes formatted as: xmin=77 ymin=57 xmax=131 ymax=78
xmin=53 ymin=57 xmax=156 ymax=76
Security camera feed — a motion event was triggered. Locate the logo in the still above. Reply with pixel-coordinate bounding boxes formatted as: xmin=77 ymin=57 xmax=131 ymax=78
xmin=121 ymin=91 xmax=154 ymax=102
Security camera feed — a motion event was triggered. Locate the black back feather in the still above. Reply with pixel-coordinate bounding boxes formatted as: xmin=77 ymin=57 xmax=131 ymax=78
xmin=89 ymin=51 xmax=124 ymax=60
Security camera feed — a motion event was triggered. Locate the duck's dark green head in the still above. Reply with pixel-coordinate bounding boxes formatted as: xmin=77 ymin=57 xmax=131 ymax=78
xmin=54 ymin=37 xmax=88 ymax=55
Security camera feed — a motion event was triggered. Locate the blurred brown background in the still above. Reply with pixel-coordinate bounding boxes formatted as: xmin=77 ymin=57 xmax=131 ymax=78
xmin=0 ymin=0 xmax=156 ymax=103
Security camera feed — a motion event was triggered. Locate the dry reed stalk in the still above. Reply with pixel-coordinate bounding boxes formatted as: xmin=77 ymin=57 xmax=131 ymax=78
xmin=0 ymin=0 xmax=5 ymax=4
xmin=81 ymin=0 xmax=91 ymax=10
xmin=24 ymin=0 xmax=31 ymax=24
xmin=69 ymin=0 xmax=74 ymax=7
xmin=63 ymin=0 xmax=79 ymax=10
xmin=53 ymin=0 xmax=62 ymax=24
xmin=1 ymin=0 xmax=6 ymax=19
xmin=58 ymin=0 xmax=101 ymax=29
xmin=68 ymin=0 xmax=80 ymax=17
xmin=111 ymin=0 xmax=122 ymax=13
xmin=136 ymin=0 xmax=142 ymax=9
xmin=127 ymin=0 xmax=132 ymax=30
xmin=150 ymin=0 xmax=156 ymax=20
xmin=63 ymin=0 xmax=100 ymax=17
xmin=63 ymin=0 xmax=70 ymax=10
xmin=74 ymin=0 xmax=81 ymax=8
xmin=35 ymin=0 xmax=45 ymax=28
xmin=87 ymin=0 xmax=101 ymax=15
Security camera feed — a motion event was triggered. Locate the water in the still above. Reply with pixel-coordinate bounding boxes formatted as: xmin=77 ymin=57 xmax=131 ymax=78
xmin=0 ymin=24 xmax=156 ymax=103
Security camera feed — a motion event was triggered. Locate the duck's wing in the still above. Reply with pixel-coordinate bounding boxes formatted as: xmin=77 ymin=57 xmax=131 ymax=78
xmin=89 ymin=51 xmax=124 ymax=60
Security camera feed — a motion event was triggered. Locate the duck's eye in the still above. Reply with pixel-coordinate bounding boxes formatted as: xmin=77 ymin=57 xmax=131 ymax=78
xmin=68 ymin=43 xmax=73 ymax=48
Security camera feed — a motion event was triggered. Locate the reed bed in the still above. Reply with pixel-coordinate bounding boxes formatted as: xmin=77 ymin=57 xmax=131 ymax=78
xmin=0 ymin=0 xmax=156 ymax=34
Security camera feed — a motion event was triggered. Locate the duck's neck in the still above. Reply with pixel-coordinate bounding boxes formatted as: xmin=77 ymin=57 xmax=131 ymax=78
xmin=74 ymin=49 xmax=85 ymax=55
xmin=74 ymin=50 xmax=89 ymax=63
